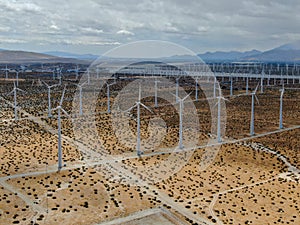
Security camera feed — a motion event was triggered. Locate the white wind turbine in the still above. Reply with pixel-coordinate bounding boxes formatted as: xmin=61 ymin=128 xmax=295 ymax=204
xmin=195 ymin=77 xmax=199 ymax=101
xmin=87 ymin=68 xmax=90 ymax=85
xmin=250 ymin=84 xmax=259 ymax=136
xmin=213 ymin=76 xmax=217 ymax=98
xmin=124 ymin=84 xmax=152 ymax=157
xmin=260 ymin=69 xmax=264 ymax=93
xmin=42 ymin=81 xmax=59 ymax=117
xmin=15 ymin=70 xmax=19 ymax=86
xmin=75 ymin=65 xmax=80 ymax=80
xmin=52 ymin=85 xmax=68 ymax=170
xmin=58 ymin=67 xmax=62 ymax=85
xmin=8 ymin=82 xmax=25 ymax=120
xmin=172 ymin=92 xmax=191 ymax=149
xmin=52 ymin=69 xmax=56 ymax=80
xmin=106 ymin=79 xmax=116 ymax=113
xmin=4 ymin=64 xmax=9 ymax=80
xmin=279 ymin=87 xmax=285 ymax=129
xmin=230 ymin=70 xmax=235 ymax=97
xmin=175 ymin=77 xmax=180 ymax=103
xmin=215 ymin=87 xmax=228 ymax=143
xmin=246 ymin=76 xmax=249 ymax=95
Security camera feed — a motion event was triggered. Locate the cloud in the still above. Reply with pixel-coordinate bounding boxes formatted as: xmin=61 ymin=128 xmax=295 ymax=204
xmin=0 ymin=38 xmax=27 ymax=44
xmin=0 ymin=0 xmax=299 ymax=53
xmin=50 ymin=24 xmax=59 ymax=31
xmin=0 ymin=0 xmax=41 ymax=13
xmin=116 ymin=30 xmax=135 ymax=36
xmin=80 ymin=27 xmax=104 ymax=34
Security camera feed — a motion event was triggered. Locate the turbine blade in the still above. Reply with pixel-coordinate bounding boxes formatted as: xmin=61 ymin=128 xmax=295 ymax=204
xmin=7 ymin=90 xmax=14 ymax=96
xmin=60 ymin=85 xmax=66 ymax=106
xmin=140 ymin=103 xmax=153 ymax=113
xmin=182 ymin=92 xmax=192 ymax=101
xmin=78 ymin=81 xmax=87 ymax=87
xmin=50 ymin=84 xmax=59 ymax=88
xmin=253 ymin=83 xmax=259 ymax=94
xmin=61 ymin=108 xmax=70 ymax=117
xmin=220 ymin=96 xmax=230 ymax=102
xmin=255 ymin=95 xmax=259 ymax=104
xmin=124 ymin=104 xmax=137 ymax=113
xmin=16 ymin=88 xmax=25 ymax=93
xmin=51 ymin=106 xmax=60 ymax=112
xmin=280 ymin=88 xmax=285 ymax=98
xmin=42 ymin=80 xmax=49 ymax=87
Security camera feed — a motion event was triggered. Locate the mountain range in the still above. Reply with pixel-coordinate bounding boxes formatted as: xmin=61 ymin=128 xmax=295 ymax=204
xmin=198 ymin=42 xmax=300 ymax=62
xmin=0 ymin=50 xmax=88 ymax=64
xmin=43 ymin=51 xmax=99 ymax=61
xmin=1 ymin=42 xmax=300 ymax=63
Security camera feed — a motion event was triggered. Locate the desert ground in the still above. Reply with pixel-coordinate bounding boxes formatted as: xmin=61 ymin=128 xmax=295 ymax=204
xmin=0 ymin=70 xmax=299 ymax=225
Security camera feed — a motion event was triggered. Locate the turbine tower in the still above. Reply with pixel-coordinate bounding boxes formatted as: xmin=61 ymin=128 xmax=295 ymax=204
xmin=250 ymin=84 xmax=259 ymax=136
xmin=5 ymin=65 xmax=9 ymax=80
xmin=230 ymin=76 xmax=233 ymax=96
xmin=279 ymin=87 xmax=285 ymax=129
xmin=246 ymin=76 xmax=249 ymax=95
xmin=75 ymin=65 xmax=79 ymax=80
xmin=215 ymin=88 xmax=228 ymax=143
xmin=52 ymin=85 xmax=68 ymax=170
xmin=195 ymin=77 xmax=199 ymax=101
xmin=260 ymin=69 xmax=264 ymax=93
xmin=175 ymin=77 xmax=180 ymax=103
xmin=15 ymin=71 xmax=19 ymax=86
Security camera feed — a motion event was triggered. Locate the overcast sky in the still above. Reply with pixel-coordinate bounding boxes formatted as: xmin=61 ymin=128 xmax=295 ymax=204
xmin=0 ymin=0 xmax=299 ymax=55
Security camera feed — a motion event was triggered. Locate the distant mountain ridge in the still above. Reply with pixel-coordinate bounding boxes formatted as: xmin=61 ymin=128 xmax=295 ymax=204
xmin=44 ymin=51 xmax=99 ymax=60
xmin=1 ymin=42 xmax=300 ymax=63
xmin=241 ymin=42 xmax=300 ymax=62
xmin=198 ymin=50 xmax=261 ymax=61
xmin=0 ymin=50 xmax=87 ymax=64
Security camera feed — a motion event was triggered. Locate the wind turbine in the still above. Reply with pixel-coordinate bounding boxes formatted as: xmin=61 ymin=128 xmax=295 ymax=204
xmin=250 ymin=84 xmax=259 ymax=136
xmin=52 ymin=69 xmax=56 ymax=80
xmin=4 ymin=64 xmax=9 ymax=80
xmin=246 ymin=76 xmax=249 ymax=95
xmin=52 ymin=85 xmax=68 ymax=171
xmin=106 ymin=79 xmax=116 ymax=113
xmin=230 ymin=75 xmax=233 ymax=96
xmin=15 ymin=70 xmax=19 ymax=87
xmin=175 ymin=77 xmax=180 ymax=103
xmin=213 ymin=76 xmax=217 ymax=98
xmin=124 ymin=84 xmax=152 ymax=157
xmin=75 ymin=65 xmax=80 ymax=80
xmin=260 ymin=69 xmax=264 ymax=93
xmin=87 ymin=68 xmax=90 ymax=85
xmin=42 ymin=81 xmax=59 ymax=117
xmin=58 ymin=67 xmax=62 ymax=85
xmin=76 ymin=81 xmax=87 ymax=116
xmin=195 ymin=77 xmax=199 ymax=101
xmin=215 ymin=88 xmax=228 ymax=143
xmin=172 ymin=92 xmax=191 ymax=149
xmin=8 ymin=82 xmax=25 ymax=120
xmin=279 ymin=87 xmax=285 ymax=129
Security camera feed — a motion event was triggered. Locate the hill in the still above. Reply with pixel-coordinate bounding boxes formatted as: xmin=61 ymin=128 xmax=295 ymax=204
xmin=0 ymin=50 xmax=87 ymax=64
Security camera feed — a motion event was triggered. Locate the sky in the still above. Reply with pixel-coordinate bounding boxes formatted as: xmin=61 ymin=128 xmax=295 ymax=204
xmin=0 ymin=0 xmax=299 ymax=55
